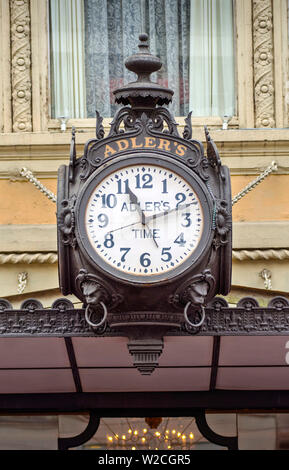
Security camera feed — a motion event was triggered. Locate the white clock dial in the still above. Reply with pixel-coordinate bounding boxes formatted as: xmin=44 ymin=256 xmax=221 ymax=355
xmin=84 ymin=163 xmax=204 ymax=278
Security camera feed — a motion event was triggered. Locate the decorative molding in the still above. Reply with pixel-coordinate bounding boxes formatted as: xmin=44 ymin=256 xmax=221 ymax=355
xmin=232 ymin=249 xmax=289 ymax=262
xmin=17 ymin=271 xmax=28 ymax=294
xmin=253 ymin=0 xmax=275 ymax=128
xmin=0 ymin=296 xmax=288 ymax=337
xmin=1 ymin=249 xmax=288 ymax=265
xmin=0 ymin=0 xmax=12 ymax=133
xmin=1 ymin=130 xmax=289 ymax=180
xmin=0 ymin=252 xmax=58 ymax=264
xmin=127 ymin=338 xmax=164 ymax=375
xmin=10 ymin=0 xmax=32 ymax=132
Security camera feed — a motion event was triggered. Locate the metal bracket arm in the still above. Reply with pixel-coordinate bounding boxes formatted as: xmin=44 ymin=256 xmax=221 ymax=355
xmin=194 ymin=410 xmax=238 ymax=450
xmin=58 ymin=411 xmax=100 ymax=450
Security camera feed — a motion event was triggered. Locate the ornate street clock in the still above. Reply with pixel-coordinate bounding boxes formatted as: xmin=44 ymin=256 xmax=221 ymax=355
xmin=76 ymin=158 xmax=211 ymax=284
xmin=57 ymin=34 xmax=232 ymax=372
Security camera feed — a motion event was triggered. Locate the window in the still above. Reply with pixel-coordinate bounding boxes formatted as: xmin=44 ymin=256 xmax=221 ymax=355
xmin=49 ymin=0 xmax=235 ymax=120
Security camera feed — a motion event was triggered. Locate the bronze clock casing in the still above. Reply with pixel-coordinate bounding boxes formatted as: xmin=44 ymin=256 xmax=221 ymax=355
xmin=57 ymin=33 xmax=232 ymax=316
xmin=57 ymin=122 xmax=232 ymax=313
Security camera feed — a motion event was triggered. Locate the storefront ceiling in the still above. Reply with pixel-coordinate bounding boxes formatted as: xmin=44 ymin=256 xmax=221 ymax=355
xmin=0 ymin=335 xmax=288 ymax=395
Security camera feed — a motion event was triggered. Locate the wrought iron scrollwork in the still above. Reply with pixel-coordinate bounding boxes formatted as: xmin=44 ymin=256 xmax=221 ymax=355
xmin=204 ymin=125 xmax=222 ymax=170
xmin=58 ymin=195 xmax=77 ymax=248
xmin=0 ymin=296 xmax=288 ymax=337
xmin=108 ymin=107 xmax=140 ymax=137
xmin=213 ymin=199 xmax=232 ymax=248
xmin=95 ymin=110 xmax=105 ymax=139
xmin=0 ymin=299 xmax=12 ymax=312
xmin=20 ymin=299 xmax=43 ymax=311
xmin=147 ymin=107 xmax=179 ymax=137
xmin=183 ymin=111 xmax=193 ymax=140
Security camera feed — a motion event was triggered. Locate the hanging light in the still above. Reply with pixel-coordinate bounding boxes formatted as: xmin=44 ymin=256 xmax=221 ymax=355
xmin=106 ymin=418 xmax=196 ymax=450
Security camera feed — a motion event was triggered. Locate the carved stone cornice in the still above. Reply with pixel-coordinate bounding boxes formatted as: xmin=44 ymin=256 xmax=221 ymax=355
xmin=10 ymin=0 xmax=32 ymax=132
xmin=253 ymin=0 xmax=275 ymax=128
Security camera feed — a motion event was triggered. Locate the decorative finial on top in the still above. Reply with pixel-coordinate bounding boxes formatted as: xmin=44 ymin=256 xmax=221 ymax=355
xmin=138 ymin=33 xmax=149 ymax=52
xmin=124 ymin=33 xmax=162 ymax=82
xmin=113 ymin=33 xmax=173 ymax=108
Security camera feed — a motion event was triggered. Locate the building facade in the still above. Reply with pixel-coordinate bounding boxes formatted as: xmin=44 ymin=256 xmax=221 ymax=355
xmin=0 ymin=0 xmax=289 ymax=450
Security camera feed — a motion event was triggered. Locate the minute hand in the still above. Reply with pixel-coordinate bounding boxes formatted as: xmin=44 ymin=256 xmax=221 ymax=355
xmin=145 ymin=203 xmax=194 ymax=222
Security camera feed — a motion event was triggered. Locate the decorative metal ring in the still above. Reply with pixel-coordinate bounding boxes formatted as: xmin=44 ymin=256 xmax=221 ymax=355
xmin=85 ymin=302 xmax=108 ymax=328
xmin=184 ymin=303 xmax=206 ymax=328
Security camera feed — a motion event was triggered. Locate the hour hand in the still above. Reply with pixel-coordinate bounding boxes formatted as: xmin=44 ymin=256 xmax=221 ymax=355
xmin=127 ymin=186 xmax=159 ymax=247
xmin=127 ymin=186 xmax=146 ymax=225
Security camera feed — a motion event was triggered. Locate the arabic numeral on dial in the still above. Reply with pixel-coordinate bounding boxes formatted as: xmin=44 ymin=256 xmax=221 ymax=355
xmin=97 ymin=213 xmax=108 ymax=228
xmin=101 ymin=194 xmax=117 ymax=208
xmin=181 ymin=213 xmax=191 ymax=227
xmin=161 ymin=247 xmax=172 ymax=262
xmin=174 ymin=232 xmax=186 ymax=247
xmin=120 ymin=247 xmax=130 ymax=262
xmin=104 ymin=233 xmax=114 ymax=248
xmin=140 ymin=252 xmax=151 ymax=267
xmin=135 ymin=173 xmax=153 ymax=189
xmin=116 ymin=179 xmax=129 ymax=194
xmin=161 ymin=179 xmax=168 ymax=194
xmin=175 ymin=192 xmax=186 ymax=208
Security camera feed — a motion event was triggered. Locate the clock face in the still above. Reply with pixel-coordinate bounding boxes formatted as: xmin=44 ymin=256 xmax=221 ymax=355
xmin=77 ymin=158 xmax=211 ymax=284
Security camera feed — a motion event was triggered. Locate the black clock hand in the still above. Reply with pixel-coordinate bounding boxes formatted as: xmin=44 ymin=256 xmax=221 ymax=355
xmin=127 ymin=186 xmax=159 ymax=248
xmin=145 ymin=202 xmax=194 ymax=223
xmin=127 ymin=186 xmax=146 ymax=225
xmin=108 ymin=220 xmax=142 ymax=234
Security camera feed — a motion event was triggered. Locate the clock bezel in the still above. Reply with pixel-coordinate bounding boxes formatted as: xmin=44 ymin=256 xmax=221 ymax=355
xmin=75 ymin=153 xmax=214 ymax=285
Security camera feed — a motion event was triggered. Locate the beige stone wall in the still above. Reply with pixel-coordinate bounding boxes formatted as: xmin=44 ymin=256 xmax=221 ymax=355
xmin=0 ymin=0 xmax=289 ymax=303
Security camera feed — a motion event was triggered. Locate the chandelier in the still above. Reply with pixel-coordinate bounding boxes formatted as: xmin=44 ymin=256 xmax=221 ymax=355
xmin=105 ymin=417 xmax=196 ymax=450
